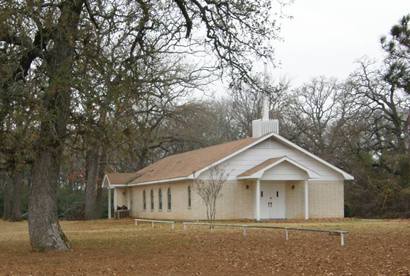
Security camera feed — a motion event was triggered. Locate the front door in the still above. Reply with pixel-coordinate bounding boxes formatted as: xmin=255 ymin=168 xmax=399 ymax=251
xmin=260 ymin=182 xmax=286 ymax=219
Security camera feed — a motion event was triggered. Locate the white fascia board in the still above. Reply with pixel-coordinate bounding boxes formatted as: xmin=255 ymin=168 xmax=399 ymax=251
xmin=276 ymin=157 xmax=318 ymax=178
xmin=102 ymin=175 xmax=129 ymax=189
xmin=237 ymin=175 xmax=259 ymax=180
xmin=258 ymin=157 xmax=317 ymax=179
xmin=189 ymin=133 xmax=276 ymax=179
xmin=102 ymin=175 xmax=109 ymax=188
xmin=127 ymin=176 xmax=192 ymax=187
xmin=271 ymin=133 xmax=354 ymax=180
xmin=102 ymin=175 xmax=113 ymax=189
xmin=236 ymin=156 xmax=318 ymax=180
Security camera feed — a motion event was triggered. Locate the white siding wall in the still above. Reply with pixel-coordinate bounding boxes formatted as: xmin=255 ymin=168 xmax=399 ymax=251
xmin=308 ymin=181 xmax=344 ymax=218
xmin=285 ymin=181 xmax=305 ymax=218
xmin=262 ymin=162 xmax=308 ymax=180
xmin=114 ymin=179 xmax=345 ymax=219
xmin=201 ymin=138 xmax=343 ymax=181
xmin=112 ymin=136 xmax=346 ymax=220
xmin=124 ymin=180 xmax=255 ymax=220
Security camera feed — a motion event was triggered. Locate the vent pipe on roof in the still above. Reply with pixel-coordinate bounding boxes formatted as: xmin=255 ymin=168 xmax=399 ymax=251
xmin=252 ymin=62 xmax=279 ymax=138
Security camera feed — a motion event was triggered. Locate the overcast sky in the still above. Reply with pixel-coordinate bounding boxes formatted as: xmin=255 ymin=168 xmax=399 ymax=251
xmin=273 ymin=0 xmax=410 ymax=85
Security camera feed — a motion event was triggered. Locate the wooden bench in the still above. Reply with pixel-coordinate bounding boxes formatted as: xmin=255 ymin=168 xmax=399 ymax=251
xmin=114 ymin=209 xmax=129 ymax=219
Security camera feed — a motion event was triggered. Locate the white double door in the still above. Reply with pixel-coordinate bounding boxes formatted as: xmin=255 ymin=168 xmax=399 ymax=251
xmin=260 ymin=182 xmax=286 ymax=219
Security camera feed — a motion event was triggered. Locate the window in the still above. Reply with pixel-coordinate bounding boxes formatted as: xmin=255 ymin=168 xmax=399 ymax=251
xmin=158 ymin=188 xmax=163 ymax=210
xmin=167 ymin=188 xmax=172 ymax=211
xmin=143 ymin=190 xmax=146 ymax=210
xmin=150 ymin=189 xmax=154 ymax=211
xmin=187 ymin=185 xmax=191 ymax=209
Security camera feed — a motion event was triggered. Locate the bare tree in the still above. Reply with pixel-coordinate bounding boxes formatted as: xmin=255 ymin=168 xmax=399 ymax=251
xmin=194 ymin=166 xmax=230 ymax=227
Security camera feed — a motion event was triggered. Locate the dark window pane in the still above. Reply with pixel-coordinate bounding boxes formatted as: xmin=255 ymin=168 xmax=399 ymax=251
xmin=159 ymin=189 xmax=162 ymax=210
xmin=150 ymin=190 xmax=154 ymax=210
xmin=143 ymin=190 xmax=146 ymax=210
xmin=167 ymin=188 xmax=171 ymax=210
xmin=188 ymin=186 xmax=191 ymax=208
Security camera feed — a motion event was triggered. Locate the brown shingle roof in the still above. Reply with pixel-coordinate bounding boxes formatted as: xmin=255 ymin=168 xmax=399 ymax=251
xmin=238 ymin=157 xmax=284 ymax=177
xmin=128 ymin=137 xmax=258 ymax=184
xmin=106 ymin=173 xmax=140 ymax=185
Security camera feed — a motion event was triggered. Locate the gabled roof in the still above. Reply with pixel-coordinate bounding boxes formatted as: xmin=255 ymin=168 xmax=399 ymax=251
xmin=237 ymin=156 xmax=317 ymax=179
xmin=103 ymin=132 xmax=353 ymax=187
xmin=103 ymin=173 xmax=140 ymax=188
xmin=270 ymin=133 xmax=354 ymax=180
xmin=128 ymin=136 xmax=270 ymax=185
xmin=238 ymin=157 xmax=283 ymax=177
xmin=106 ymin=173 xmax=140 ymax=184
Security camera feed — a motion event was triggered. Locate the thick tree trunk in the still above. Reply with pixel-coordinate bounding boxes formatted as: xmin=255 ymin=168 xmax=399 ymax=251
xmin=28 ymin=68 xmax=72 ymax=250
xmin=84 ymin=145 xmax=107 ymax=220
xmin=29 ymin=148 xmax=70 ymax=251
xmin=84 ymin=107 xmax=108 ymax=220
xmin=28 ymin=0 xmax=83 ymax=251
xmin=95 ymin=149 xmax=107 ymax=218
xmin=84 ymin=147 xmax=101 ymax=220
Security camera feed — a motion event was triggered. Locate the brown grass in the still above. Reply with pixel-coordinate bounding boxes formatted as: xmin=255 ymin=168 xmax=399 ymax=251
xmin=0 ymin=219 xmax=409 ymax=275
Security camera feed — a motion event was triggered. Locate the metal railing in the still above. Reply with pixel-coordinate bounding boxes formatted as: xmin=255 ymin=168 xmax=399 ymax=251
xmin=133 ymin=219 xmax=348 ymax=246
xmin=134 ymin=219 xmax=176 ymax=230
xmin=181 ymin=222 xmax=348 ymax=246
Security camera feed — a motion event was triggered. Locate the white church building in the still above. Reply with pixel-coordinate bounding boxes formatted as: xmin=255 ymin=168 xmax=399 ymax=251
xmin=103 ymin=105 xmax=353 ymax=221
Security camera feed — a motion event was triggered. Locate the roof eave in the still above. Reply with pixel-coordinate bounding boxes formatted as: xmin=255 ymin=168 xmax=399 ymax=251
xmin=237 ymin=156 xmax=318 ymax=180
xmin=237 ymin=176 xmax=259 ymax=180
xmin=190 ymin=133 xmax=276 ymax=178
xmin=271 ymin=133 xmax=355 ymax=181
xmin=128 ymin=176 xmax=193 ymax=187
xmin=109 ymin=184 xmax=128 ymax=188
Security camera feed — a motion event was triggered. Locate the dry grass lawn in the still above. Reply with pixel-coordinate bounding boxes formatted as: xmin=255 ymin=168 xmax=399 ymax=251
xmin=0 ymin=219 xmax=409 ymax=275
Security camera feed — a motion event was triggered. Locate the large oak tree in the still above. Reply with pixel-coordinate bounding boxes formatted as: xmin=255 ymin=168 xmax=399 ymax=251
xmin=0 ymin=0 xmax=279 ymax=251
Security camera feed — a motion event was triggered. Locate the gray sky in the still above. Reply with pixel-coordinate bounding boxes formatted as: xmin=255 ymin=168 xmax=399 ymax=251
xmin=273 ymin=0 xmax=410 ymax=85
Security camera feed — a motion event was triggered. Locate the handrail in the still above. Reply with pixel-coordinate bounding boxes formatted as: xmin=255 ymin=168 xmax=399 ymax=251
xmin=133 ymin=219 xmax=348 ymax=246
xmin=135 ymin=219 xmax=176 ymax=229
xmin=182 ymin=222 xmax=348 ymax=246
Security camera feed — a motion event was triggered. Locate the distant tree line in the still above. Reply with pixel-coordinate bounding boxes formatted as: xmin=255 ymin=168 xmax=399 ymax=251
xmin=221 ymin=15 xmax=410 ymax=218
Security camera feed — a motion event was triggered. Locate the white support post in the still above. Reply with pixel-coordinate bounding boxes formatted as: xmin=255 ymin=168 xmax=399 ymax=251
xmin=340 ymin=233 xmax=345 ymax=246
xmin=113 ymin=189 xmax=118 ymax=211
xmin=127 ymin=188 xmax=131 ymax=210
xmin=304 ymin=180 xmax=309 ymax=220
xmin=242 ymin=226 xmax=247 ymax=237
xmin=108 ymin=188 xmax=112 ymax=219
xmin=285 ymin=228 xmax=289 ymax=241
xmin=255 ymin=180 xmax=261 ymax=221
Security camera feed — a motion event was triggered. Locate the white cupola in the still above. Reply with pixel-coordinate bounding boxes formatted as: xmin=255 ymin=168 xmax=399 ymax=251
xmin=252 ymin=95 xmax=279 ymax=138
xmin=252 ymin=61 xmax=279 ymax=138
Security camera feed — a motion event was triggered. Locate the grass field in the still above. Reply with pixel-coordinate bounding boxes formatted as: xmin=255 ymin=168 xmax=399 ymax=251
xmin=0 ymin=219 xmax=409 ymax=275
